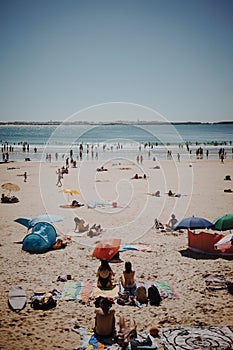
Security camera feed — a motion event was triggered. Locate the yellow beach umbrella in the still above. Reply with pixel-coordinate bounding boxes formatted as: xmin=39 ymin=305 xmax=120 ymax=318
xmin=1 ymin=182 xmax=20 ymax=195
xmin=59 ymin=188 xmax=79 ymax=202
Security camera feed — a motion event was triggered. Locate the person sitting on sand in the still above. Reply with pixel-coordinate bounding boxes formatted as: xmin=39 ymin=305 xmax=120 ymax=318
xmin=120 ymin=261 xmax=136 ymax=297
xmin=117 ymin=316 xmax=137 ymax=348
xmin=166 ymin=214 xmax=178 ymax=231
xmin=74 ymin=217 xmax=89 ymax=233
xmin=96 ymin=260 xmax=115 ymax=289
xmin=87 ymin=224 xmax=103 ymax=237
xmin=94 ymin=296 xmax=116 ymax=345
xmin=152 ymin=218 xmax=164 ymax=230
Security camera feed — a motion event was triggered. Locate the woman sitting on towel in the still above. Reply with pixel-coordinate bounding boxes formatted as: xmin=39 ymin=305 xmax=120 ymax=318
xmin=96 ymin=260 xmax=115 ymax=289
xmin=120 ymin=261 xmax=136 ymax=297
xmin=94 ymin=296 xmax=116 ymax=344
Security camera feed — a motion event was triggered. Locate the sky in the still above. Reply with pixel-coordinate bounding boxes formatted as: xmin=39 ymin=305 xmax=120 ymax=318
xmin=0 ymin=0 xmax=233 ymax=123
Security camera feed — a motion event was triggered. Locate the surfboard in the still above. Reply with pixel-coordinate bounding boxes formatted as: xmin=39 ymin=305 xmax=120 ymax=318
xmin=8 ymin=285 xmax=27 ymax=312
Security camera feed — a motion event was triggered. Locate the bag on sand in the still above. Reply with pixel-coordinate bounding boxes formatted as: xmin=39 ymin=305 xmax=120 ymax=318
xmin=148 ymin=285 xmax=162 ymax=306
xmin=135 ymin=286 xmax=148 ymax=304
xmin=31 ymin=293 xmax=57 ymax=310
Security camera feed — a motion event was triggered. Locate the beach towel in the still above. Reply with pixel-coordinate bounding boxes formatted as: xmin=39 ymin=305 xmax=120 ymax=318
xmin=92 ymin=284 xmax=119 ymax=299
xmin=136 ymin=281 xmax=178 ymax=300
xmin=203 ymin=273 xmax=228 ymax=291
xmin=62 ymin=282 xmax=82 ymax=300
xmin=72 ymin=326 xmax=121 ymax=349
xmin=62 ymin=281 xmax=93 ymax=302
xmin=79 ymin=280 xmax=93 ymax=303
xmin=119 ymin=281 xmax=179 ymax=300
xmin=119 ymin=244 xmax=154 ymax=252
xmin=160 ymin=326 xmax=233 ymax=350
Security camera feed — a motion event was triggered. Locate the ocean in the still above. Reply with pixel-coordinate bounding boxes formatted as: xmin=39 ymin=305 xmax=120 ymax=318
xmin=0 ymin=123 xmax=232 ymax=162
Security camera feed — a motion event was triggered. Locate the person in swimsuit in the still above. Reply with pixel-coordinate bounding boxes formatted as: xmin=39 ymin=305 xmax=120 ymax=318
xmin=94 ymin=296 xmax=116 ymax=344
xmin=96 ymin=260 xmax=115 ymax=289
xmin=120 ymin=261 xmax=136 ymax=297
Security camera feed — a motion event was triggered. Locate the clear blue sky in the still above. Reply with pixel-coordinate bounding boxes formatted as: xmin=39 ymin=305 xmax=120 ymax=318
xmin=0 ymin=0 xmax=233 ymax=122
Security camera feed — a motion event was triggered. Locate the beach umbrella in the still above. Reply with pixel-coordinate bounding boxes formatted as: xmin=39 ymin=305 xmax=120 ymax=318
xmin=174 ymin=216 xmax=214 ymax=230
xmin=59 ymin=188 xmax=79 ymax=202
xmin=92 ymin=238 xmax=121 ymax=260
xmin=1 ymin=182 xmax=20 ymax=195
xmin=213 ymin=214 xmax=233 ymax=231
xmin=15 ymin=214 xmax=64 ymax=229
xmin=214 ymin=233 xmax=233 ymax=251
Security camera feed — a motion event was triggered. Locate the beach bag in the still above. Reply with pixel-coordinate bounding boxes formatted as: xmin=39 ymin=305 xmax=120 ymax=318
xmin=148 ymin=285 xmax=162 ymax=306
xmin=135 ymin=286 xmax=148 ymax=304
xmin=31 ymin=293 xmax=57 ymax=310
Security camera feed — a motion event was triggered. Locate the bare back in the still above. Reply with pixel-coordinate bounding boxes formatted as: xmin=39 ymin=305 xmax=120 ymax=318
xmin=95 ymin=308 xmax=115 ymax=337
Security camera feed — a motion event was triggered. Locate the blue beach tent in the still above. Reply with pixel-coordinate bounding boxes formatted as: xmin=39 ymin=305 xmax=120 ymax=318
xmin=22 ymin=222 xmax=57 ymax=254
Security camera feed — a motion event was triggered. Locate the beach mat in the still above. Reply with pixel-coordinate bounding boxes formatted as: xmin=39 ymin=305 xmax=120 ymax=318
xmin=203 ymin=273 xmax=228 ymax=291
xmin=79 ymin=280 xmax=93 ymax=303
xmin=72 ymin=326 xmax=121 ymax=349
xmin=62 ymin=282 xmax=82 ymax=300
xmin=160 ymin=326 xmax=233 ymax=350
xmin=135 ymin=281 xmax=179 ymax=300
xmin=92 ymin=284 xmax=119 ymax=299
xmin=119 ymin=244 xmax=154 ymax=252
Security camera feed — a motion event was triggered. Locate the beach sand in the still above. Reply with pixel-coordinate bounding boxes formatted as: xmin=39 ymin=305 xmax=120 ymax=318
xmin=0 ymin=157 xmax=233 ymax=349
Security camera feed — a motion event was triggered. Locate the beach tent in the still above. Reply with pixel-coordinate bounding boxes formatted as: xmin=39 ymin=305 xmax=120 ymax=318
xmin=22 ymin=222 xmax=57 ymax=254
xmin=188 ymin=230 xmax=233 ymax=256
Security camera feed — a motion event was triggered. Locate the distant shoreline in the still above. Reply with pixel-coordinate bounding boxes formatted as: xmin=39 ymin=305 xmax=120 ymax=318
xmin=0 ymin=120 xmax=232 ymax=126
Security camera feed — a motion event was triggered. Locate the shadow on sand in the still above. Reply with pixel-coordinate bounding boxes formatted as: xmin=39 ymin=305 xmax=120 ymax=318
xmin=179 ymin=248 xmax=233 ymax=261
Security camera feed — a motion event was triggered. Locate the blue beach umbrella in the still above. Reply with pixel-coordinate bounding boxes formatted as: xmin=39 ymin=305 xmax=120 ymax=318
xmin=15 ymin=214 xmax=64 ymax=229
xmin=174 ymin=216 xmax=214 ymax=230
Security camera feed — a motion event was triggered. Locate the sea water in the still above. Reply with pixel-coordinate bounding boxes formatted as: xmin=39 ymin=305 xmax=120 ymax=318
xmin=0 ymin=123 xmax=232 ymax=162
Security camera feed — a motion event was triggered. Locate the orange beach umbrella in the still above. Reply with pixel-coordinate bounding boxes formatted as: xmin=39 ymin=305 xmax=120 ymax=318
xmin=92 ymin=238 xmax=121 ymax=260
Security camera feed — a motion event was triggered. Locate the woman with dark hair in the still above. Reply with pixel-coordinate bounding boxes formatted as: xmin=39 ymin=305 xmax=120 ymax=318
xmin=120 ymin=261 xmax=136 ymax=296
xmin=94 ymin=296 xmax=116 ymax=344
xmin=96 ymin=260 xmax=115 ymax=289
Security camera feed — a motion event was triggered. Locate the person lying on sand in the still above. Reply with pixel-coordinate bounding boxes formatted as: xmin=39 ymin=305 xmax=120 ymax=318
xmin=167 ymin=190 xmax=181 ymax=197
xmin=87 ymin=224 xmax=103 ymax=237
xmin=97 ymin=166 xmax=108 ymax=172
xmin=71 ymin=200 xmax=84 ymax=207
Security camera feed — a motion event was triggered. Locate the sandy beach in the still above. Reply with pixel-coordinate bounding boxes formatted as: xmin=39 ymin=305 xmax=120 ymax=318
xmin=0 ymin=157 xmax=233 ymax=350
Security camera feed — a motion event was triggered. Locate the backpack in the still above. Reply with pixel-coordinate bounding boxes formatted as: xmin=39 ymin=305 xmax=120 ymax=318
xmin=135 ymin=286 xmax=148 ymax=304
xmin=148 ymin=285 xmax=162 ymax=306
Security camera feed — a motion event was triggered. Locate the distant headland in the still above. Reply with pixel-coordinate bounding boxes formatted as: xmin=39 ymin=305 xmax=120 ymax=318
xmin=0 ymin=120 xmax=232 ymax=126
